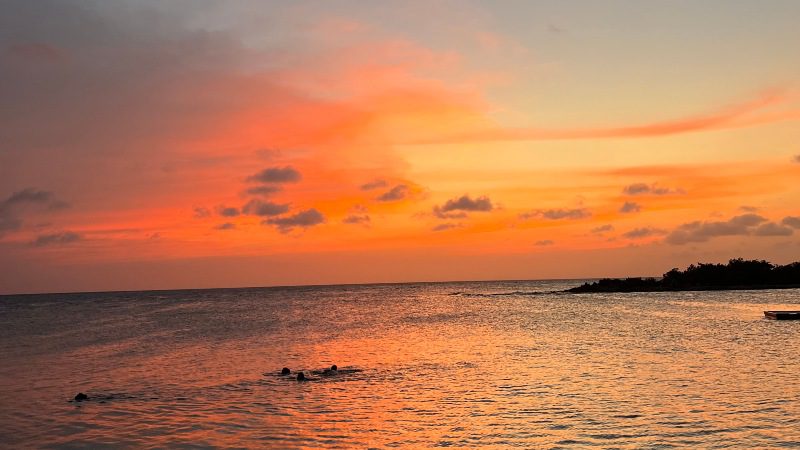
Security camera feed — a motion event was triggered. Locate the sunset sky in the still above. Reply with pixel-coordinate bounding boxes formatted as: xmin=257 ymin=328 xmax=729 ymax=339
xmin=2 ymin=0 xmax=799 ymax=294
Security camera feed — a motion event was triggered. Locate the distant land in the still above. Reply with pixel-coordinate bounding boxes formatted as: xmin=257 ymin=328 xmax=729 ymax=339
xmin=568 ymin=258 xmax=800 ymax=293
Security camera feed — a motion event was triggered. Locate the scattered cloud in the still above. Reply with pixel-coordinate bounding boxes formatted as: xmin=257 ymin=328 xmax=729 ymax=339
xmin=377 ymin=184 xmax=409 ymax=202
xmin=433 ymin=195 xmax=493 ymax=218
xmin=32 ymin=231 xmax=82 ymax=247
xmin=243 ymin=199 xmax=290 ymax=217
xmin=739 ymin=205 xmax=760 ymax=212
xmin=217 ymin=206 xmax=240 ymax=217
xmin=534 ymin=239 xmax=554 ymax=246
xmin=360 ymin=179 xmax=388 ymax=191
xmin=215 ymin=222 xmax=236 ymax=230
xmin=265 ymin=208 xmax=325 ymax=233
xmin=665 ymin=213 xmax=768 ymax=245
xmin=619 ymin=202 xmax=642 ymax=214
xmin=1 ymin=188 xmax=68 ymax=235
xmin=622 ymin=227 xmax=667 ymax=239
xmin=244 ymin=185 xmax=282 ymax=197
xmin=193 ymin=207 xmax=211 ymax=218
xmin=520 ymin=208 xmax=590 ymax=220
xmin=591 ymin=224 xmax=614 ymax=234
xmin=432 ymin=222 xmax=460 ymax=232
xmin=343 ymin=214 xmax=370 ymax=225
xmin=782 ymin=216 xmax=800 ymax=229
xmin=622 ymin=183 xmax=684 ymax=196
xmin=793 ymin=154 xmax=800 ymax=164
xmin=247 ymin=166 xmax=301 ymax=184
xmin=753 ymin=222 xmax=794 ymax=236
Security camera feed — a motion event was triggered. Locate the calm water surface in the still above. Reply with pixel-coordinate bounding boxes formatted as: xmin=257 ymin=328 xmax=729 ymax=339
xmin=1 ymin=280 xmax=799 ymax=448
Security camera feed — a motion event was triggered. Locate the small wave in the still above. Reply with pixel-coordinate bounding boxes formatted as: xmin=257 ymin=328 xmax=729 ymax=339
xmin=451 ymin=290 xmax=563 ymax=297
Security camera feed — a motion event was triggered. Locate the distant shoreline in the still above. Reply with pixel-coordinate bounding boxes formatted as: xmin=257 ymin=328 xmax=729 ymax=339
xmin=567 ymin=258 xmax=800 ymax=294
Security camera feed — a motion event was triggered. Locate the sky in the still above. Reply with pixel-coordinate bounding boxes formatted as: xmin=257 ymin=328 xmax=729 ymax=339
xmin=1 ymin=0 xmax=799 ymax=294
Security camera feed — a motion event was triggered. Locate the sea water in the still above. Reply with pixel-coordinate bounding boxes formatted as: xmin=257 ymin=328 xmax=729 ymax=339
xmin=1 ymin=280 xmax=799 ymax=448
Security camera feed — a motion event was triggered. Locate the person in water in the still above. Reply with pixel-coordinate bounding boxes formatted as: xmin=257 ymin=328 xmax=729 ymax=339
xmin=281 ymin=367 xmax=290 ymax=375
xmin=322 ymin=364 xmax=338 ymax=376
xmin=296 ymin=372 xmax=306 ymax=381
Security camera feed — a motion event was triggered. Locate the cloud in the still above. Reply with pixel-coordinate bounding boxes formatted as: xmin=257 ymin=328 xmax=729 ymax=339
xmin=591 ymin=224 xmax=614 ymax=234
xmin=244 ymin=185 xmax=282 ymax=197
xmin=534 ymin=239 xmax=554 ymax=246
xmin=242 ymin=199 xmax=290 ymax=217
xmin=247 ymin=166 xmax=301 ymax=184
xmin=665 ymin=213 xmax=768 ymax=245
xmin=265 ymin=208 xmax=325 ymax=233
xmin=193 ymin=207 xmax=211 ymax=218
xmin=0 ymin=188 xmax=68 ymax=235
xmin=782 ymin=216 xmax=800 ymax=229
xmin=432 ymin=222 xmax=460 ymax=232
xmin=32 ymin=231 xmax=82 ymax=247
xmin=794 ymin=154 xmax=800 ymax=164
xmin=520 ymin=208 xmax=590 ymax=220
xmin=739 ymin=205 xmax=759 ymax=212
xmin=753 ymin=222 xmax=794 ymax=236
xmin=619 ymin=202 xmax=642 ymax=214
xmin=217 ymin=206 xmax=239 ymax=217
xmin=343 ymin=214 xmax=370 ymax=225
xmin=215 ymin=222 xmax=236 ymax=230
xmin=377 ymin=184 xmax=409 ymax=202
xmin=360 ymin=179 xmax=388 ymax=191
xmin=622 ymin=183 xmax=684 ymax=196
xmin=412 ymin=90 xmax=795 ymax=144
xmin=433 ymin=195 xmax=493 ymax=218
xmin=622 ymin=227 xmax=667 ymax=239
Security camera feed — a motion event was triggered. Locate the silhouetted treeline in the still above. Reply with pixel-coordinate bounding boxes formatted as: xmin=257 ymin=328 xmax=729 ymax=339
xmin=568 ymin=258 xmax=800 ymax=293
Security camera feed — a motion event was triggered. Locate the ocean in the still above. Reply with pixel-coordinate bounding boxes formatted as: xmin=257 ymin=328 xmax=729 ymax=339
xmin=1 ymin=280 xmax=799 ymax=448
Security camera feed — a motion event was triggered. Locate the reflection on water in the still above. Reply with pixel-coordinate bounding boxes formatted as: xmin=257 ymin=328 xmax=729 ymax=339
xmin=1 ymin=281 xmax=799 ymax=448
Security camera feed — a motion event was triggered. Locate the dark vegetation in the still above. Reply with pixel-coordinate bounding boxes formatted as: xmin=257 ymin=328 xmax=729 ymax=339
xmin=568 ymin=258 xmax=800 ymax=293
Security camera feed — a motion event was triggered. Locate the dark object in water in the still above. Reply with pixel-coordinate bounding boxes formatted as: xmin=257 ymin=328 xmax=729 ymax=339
xmin=296 ymin=372 xmax=306 ymax=381
xmin=281 ymin=367 xmax=291 ymax=375
xmin=764 ymin=311 xmax=800 ymax=320
xmin=330 ymin=364 xmax=337 ymax=371
xmin=74 ymin=393 xmax=89 ymax=402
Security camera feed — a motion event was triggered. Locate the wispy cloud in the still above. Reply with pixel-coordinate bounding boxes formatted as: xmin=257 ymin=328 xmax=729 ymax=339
xmin=520 ymin=208 xmax=590 ymax=220
xmin=247 ymin=166 xmax=301 ymax=184
xmin=432 ymin=222 xmax=460 ymax=232
xmin=619 ymin=202 xmax=642 ymax=214
xmin=591 ymin=224 xmax=614 ymax=234
xmin=534 ymin=239 xmax=554 ymax=246
xmin=215 ymin=222 xmax=236 ymax=230
xmin=265 ymin=209 xmax=325 ymax=233
xmin=433 ymin=195 xmax=493 ymax=219
xmin=664 ymin=213 xmax=789 ymax=245
xmin=622 ymin=227 xmax=667 ymax=239
xmin=217 ymin=206 xmax=240 ymax=217
xmin=622 ymin=183 xmax=684 ymax=196
xmin=412 ymin=90 xmax=796 ymax=144
xmin=243 ymin=199 xmax=290 ymax=217
xmin=360 ymin=179 xmax=388 ymax=191
xmin=343 ymin=214 xmax=370 ymax=225
xmin=377 ymin=184 xmax=409 ymax=202
xmin=244 ymin=185 xmax=282 ymax=197
xmin=1 ymin=188 xmax=68 ymax=236
xmin=193 ymin=207 xmax=211 ymax=219
xmin=32 ymin=231 xmax=82 ymax=247
xmin=782 ymin=216 xmax=800 ymax=229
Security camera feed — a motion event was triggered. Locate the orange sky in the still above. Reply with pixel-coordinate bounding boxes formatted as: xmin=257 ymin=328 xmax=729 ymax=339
xmin=1 ymin=1 xmax=799 ymax=294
